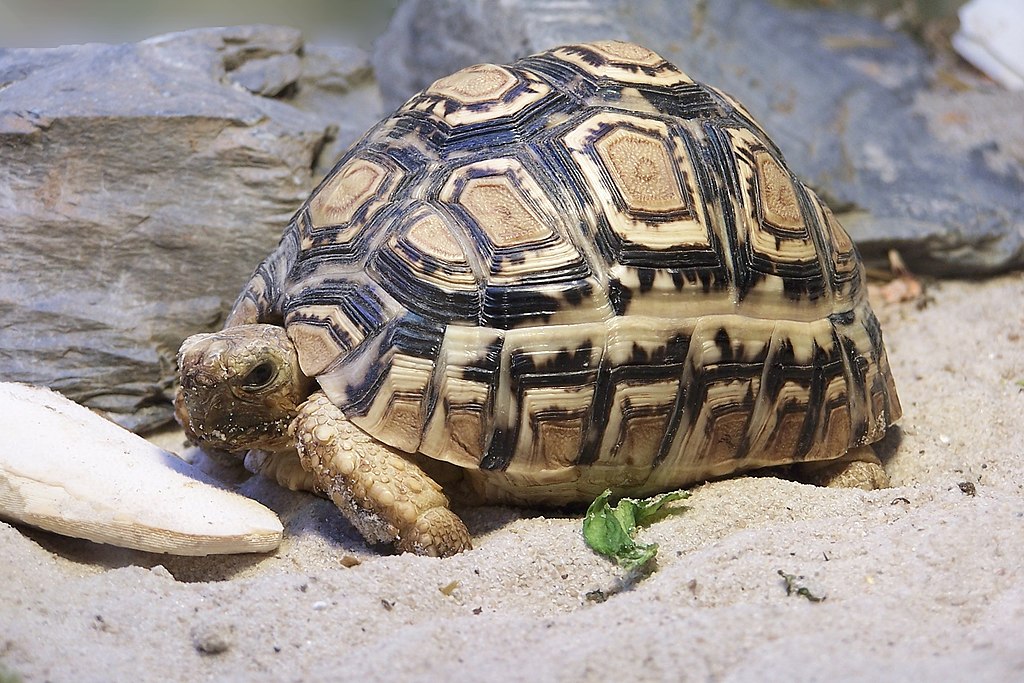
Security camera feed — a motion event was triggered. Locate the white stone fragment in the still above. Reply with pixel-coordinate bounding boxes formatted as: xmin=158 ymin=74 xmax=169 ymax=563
xmin=953 ymin=0 xmax=1024 ymax=90
xmin=0 ymin=382 xmax=283 ymax=555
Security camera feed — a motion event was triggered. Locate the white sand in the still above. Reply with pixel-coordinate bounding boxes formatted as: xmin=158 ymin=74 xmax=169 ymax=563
xmin=2 ymin=269 xmax=1022 ymax=682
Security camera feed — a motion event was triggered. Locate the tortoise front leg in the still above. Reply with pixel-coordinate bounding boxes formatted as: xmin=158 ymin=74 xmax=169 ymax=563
xmin=292 ymin=392 xmax=472 ymax=557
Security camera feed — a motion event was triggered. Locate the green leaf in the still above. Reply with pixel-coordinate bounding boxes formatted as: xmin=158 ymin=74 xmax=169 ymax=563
xmin=634 ymin=491 xmax=689 ymax=526
xmin=583 ymin=489 xmax=689 ymax=571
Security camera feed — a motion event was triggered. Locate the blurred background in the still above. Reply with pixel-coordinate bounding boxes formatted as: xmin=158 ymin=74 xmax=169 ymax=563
xmin=0 ymin=0 xmax=401 ymax=47
xmin=0 ymin=0 xmax=967 ymax=50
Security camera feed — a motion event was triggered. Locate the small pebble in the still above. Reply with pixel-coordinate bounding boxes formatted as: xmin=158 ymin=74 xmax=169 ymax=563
xmin=312 ymin=600 xmax=329 ymax=611
xmin=192 ymin=625 xmax=232 ymax=655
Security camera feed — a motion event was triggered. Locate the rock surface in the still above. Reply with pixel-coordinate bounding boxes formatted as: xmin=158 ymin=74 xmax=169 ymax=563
xmin=0 ymin=25 xmax=381 ymax=432
xmin=373 ymin=0 xmax=1024 ymax=276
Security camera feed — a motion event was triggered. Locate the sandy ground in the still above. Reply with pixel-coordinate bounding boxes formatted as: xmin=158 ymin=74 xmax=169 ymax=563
xmin=1 ymin=267 xmax=1022 ymax=681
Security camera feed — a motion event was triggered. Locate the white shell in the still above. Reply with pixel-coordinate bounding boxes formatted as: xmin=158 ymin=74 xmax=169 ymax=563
xmin=953 ymin=0 xmax=1024 ymax=90
xmin=0 ymin=382 xmax=283 ymax=555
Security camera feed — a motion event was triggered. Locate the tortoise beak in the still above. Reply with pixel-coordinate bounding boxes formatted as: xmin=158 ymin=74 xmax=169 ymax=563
xmin=175 ymin=333 xmax=248 ymax=452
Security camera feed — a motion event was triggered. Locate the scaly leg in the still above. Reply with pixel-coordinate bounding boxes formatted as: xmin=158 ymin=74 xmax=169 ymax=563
xmin=292 ymin=392 xmax=472 ymax=557
xmin=244 ymin=449 xmax=320 ymax=492
xmin=796 ymin=445 xmax=889 ymax=490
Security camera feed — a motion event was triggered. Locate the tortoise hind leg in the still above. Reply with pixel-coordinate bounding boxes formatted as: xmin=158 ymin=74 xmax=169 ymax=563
xmin=292 ymin=392 xmax=472 ymax=557
xmin=796 ymin=446 xmax=889 ymax=490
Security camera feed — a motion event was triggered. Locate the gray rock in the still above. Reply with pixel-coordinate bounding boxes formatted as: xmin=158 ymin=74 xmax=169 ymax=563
xmin=374 ymin=0 xmax=1024 ymax=276
xmin=291 ymin=44 xmax=383 ymax=176
xmin=0 ymin=25 xmax=380 ymax=432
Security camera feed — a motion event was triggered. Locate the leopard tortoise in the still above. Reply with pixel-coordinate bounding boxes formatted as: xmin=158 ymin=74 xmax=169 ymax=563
xmin=176 ymin=41 xmax=901 ymax=557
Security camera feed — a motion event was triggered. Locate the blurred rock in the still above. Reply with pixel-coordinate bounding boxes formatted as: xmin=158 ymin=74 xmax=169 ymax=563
xmin=0 ymin=25 xmax=380 ymax=432
xmin=374 ymin=0 xmax=1024 ymax=276
xmin=291 ymin=44 xmax=383 ymax=175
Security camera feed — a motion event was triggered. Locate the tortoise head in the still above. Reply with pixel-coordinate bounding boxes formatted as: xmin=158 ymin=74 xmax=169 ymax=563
xmin=175 ymin=324 xmax=314 ymax=454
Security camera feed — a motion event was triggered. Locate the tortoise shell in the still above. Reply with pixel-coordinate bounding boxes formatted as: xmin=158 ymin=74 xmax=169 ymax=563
xmin=229 ymin=40 xmax=901 ymax=503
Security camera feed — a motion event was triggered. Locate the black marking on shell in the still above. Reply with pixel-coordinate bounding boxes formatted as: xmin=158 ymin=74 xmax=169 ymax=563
xmin=335 ymin=313 xmax=445 ymax=419
xmin=720 ymin=326 xmax=770 ymax=368
xmin=794 ymin=341 xmax=834 ymax=459
xmin=542 ymin=44 xmax=679 ymax=84
xmin=579 ymin=332 xmax=691 ymax=467
xmin=516 ymin=54 xmax=591 ymax=101
xmin=862 ymin=306 xmax=884 ymax=351
xmin=483 ymin=340 xmax=604 ymax=471
xmin=830 ymin=309 xmax=855 ymax=327
xmin=385 ymin=112 xmax=451 ymax=154
xmin=643 ymin=83 xmax=723 ymax=120
xmin=666 ymin=267 xmax=725 ymax=294
xmin=482 ymin=286 xmax=559 ymax=329
xmin=578 ymin=359 xmax=612 ymax=466
xmin=231 ymin=223 xmax=300 ymax=325
xmin=607 ymin=277 xmax=632 ymax=316
xmin=480 ymin=426 xmax=513 ymax=470
xmin=284 ymin=279 xmax=390 ymax=345
xmin=782 ymin=273 xmax=827 ymax=302
xmin=714 ymin=327 xmax=734 ymax=362
xmin=457 ymin=335 xmax=505 ymax=385
xmin=562 ymin=271 xmax=596 ymax=306
xmin=375 ymin=136 xmax=435 ymax=176
xmin=511 ymin=341 xmax=597 ymax=377
xmin=845 ymin=336 xmax=869 ymax=395
xmin=637 ymin=268 xmax=656 ymax=293
xmin=369 ymin=238 xmax=481 ymax=323
xmin=703 ymin=122 xmax=752 ymax=300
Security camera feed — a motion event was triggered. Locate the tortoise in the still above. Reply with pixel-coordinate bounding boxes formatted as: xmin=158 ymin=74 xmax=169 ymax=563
xmin=176 ymin=40 xmax=901 ymax=557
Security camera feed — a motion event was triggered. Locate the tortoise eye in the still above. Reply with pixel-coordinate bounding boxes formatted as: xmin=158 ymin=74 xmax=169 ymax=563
xmin=241 ymin=361 xmax=276 ymax=391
